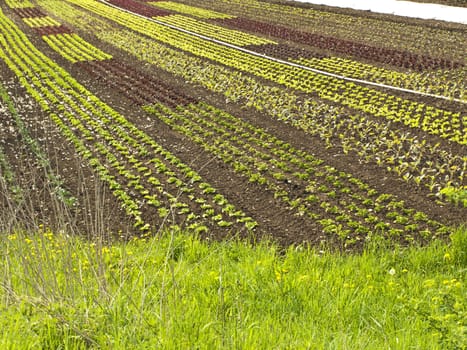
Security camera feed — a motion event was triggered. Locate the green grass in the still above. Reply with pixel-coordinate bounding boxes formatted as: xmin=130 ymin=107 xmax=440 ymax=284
xmin=1 ymin=227 xmax=465 ymax=349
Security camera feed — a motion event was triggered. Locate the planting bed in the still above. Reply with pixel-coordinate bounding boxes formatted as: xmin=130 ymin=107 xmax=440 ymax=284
xmin=1 ymin=0 xmax=465 ymax=248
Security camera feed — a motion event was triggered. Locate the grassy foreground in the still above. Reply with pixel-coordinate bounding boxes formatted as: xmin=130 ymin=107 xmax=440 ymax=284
xmin=0 ymin=227 xmax=466 ymax=349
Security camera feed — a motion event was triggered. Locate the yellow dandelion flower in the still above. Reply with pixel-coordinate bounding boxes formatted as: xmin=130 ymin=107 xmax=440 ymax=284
xmin=275 ymin=271 xmax=282 ymax=282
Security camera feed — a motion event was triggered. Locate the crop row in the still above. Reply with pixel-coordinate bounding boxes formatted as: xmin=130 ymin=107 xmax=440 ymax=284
xmin=23 ymin=16 xmax=60 ymax=27
xmin=293 ymin=56 xmax=466 ymax=101
xmin=106 ymin=0 xmax=275 ymax=47
xmin=155 ymin=14 xmax=275 ymax=47
xmin=31 ymin=1 xmax=462 ymax=221
xmin=246 ymin=43 xmax=327 ymax=61
xmin=14 ymin=5 xmax=74 ymax=36
xmin=91 ymin=34 xmax=467 ymax=198
xmin=149 ymin=1 xmax=233 ymax=19
xmin=34 ymin=24 xmax=73 ymax=35
xmin=144 ymin=101 xmax=450 ymax=246
xmin=42 ymin=33 xmax=113 ymax=63
xmin=65 ymin=0 xmax=213 ymax=48
xmin=77 ymin=59 xmax=195 ymax=107
xmin=39 ymin=2 xmax=465 ymax=199
xmin=0 ymin=7 xmax=257 ymax=234
xmin=5 ymin=0 xmax=34 ymax=8
xmin=180 ymin=0 xmax=466 ymax=64
xmin=218 ymin=17 xmax=462 ymax=72
xmin=70 ymin=0 xmax=467 ymax=145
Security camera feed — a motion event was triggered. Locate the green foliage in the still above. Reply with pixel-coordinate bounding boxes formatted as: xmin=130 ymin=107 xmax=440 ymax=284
xmin=1 ymin=227 xmax=466 ymax=348
xmin=410 ymin=277 xmax=466 ymax=349
xmin=5 ymin=0 xmax=34 ymax=8
xmin=156 ymin=14 xmax=274 ymax=46
xmin=295 ymin=56 xmax=466 ymax=102
xmin=42 ymin=33 xmax=112 ymax=63
xmin=450 ymin=227 xmax=467 ymax=266
xmin=440 ymin=186 xmax=467 ymax=208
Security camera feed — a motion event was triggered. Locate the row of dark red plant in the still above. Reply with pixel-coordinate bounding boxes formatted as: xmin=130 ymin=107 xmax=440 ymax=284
xmin=35 ymin=25 xmax=73 ymax=36
xmin=217 ymin=17 xmax=464 ymax=71
xmin=13 ymin=7 xmax=47 ymax=18
xmin=77 ymin=59 xmax=195 ymax=107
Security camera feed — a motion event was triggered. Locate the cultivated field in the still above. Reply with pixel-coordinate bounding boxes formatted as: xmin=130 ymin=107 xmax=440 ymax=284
xmin=1 ymin=0 xmax=466 ymax=249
